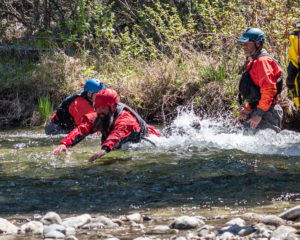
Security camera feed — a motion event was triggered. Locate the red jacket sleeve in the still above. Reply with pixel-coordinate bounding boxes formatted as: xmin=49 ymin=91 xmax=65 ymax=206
xmin=60 ymin=112 xmax=97 ymax=147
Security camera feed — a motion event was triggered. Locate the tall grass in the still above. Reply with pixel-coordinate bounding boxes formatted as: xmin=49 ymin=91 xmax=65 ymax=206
xmin=38 ymin=95 xmax=53 ymax=123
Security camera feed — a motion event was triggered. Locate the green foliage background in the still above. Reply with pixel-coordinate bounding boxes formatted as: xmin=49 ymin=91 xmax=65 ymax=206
xmin=0 ymin=0 xmax=299 ymax=127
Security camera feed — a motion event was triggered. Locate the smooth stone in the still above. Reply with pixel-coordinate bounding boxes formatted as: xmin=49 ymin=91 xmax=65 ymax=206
xmin=225 ymin=217 xmax=245 ymax=226
xmin=279 ymin=205 xmax=300 ymax=220
xmin=66 ymin=236 xmax=78 ymax=240
xmin=147 ymin=225 xmax=178 ymax=234
xmin=241 ymin=212 xmax=262 ymax=221
xmin=91 ymin=216 xmax=119 ymax=228
xmin=81 ymin=222 xmax=105 ymax=230
xmin=0 ymin=218 xmax=19 ymax=235
xmin=270 ymin=225 xmax=297 ymax=239
xmin=219 ymin=224 xmax=252 ymax=236
xmin=62 ymin=214 xmax=91 ymax=228
xmin=65 ymin=227 xmax=76 ymax=236
xmin=197 ymin=225 xmax=215 ymax=237
xmin=125 ymin=213 xmax=143 ymax=223
xmin=260 ymin=215 xmax=286 ymax=227
xmin=170 ymin=216 xmax=205 ymax=229
xmin=20 ymin=221 xmax=43 ymax=235
xmin=44 ymin=230 xmax=65 ymax=239
xmin=251 ymin=223 xmax=275 ymax=238
xmin=41 ymin=212 xmax=62 ymax=225
xmin=219 ymin=231 xmax=235 ymax=240
xmin=43 ymin=224 xmax=66 ymax=235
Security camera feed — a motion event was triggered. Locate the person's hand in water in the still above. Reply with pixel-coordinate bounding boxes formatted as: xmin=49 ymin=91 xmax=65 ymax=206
xmin=89 ymin=149 xmax=107 ymax=162
xmin=53 ymin=144 xmax=68 ymax=154
xmin=238 ymin=107 xmax=251 ymax=120
xmin=247 ymin=115 xmax=262 ymax=128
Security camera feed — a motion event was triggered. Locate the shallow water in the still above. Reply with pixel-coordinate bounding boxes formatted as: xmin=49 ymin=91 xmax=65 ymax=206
xmin=0 ymin=110 xmax=300 ymax=220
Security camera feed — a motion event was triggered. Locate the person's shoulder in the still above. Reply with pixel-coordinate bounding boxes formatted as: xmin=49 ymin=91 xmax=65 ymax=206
xmin=256 ymin=54 xmax=276 ymax=64
xmin=119 ymin=109 xmax=134 ymax=118
xmin=82 ymin=111 xmax=97 ymax=123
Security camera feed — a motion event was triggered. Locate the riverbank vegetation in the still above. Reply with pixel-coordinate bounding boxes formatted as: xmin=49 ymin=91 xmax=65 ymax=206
xmin=0 ymin=0 xmax=299 ymax=129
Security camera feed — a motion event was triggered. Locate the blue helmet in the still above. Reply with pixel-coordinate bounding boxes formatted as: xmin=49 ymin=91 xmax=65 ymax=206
xmin=238 ymin=28 xmax=265 ymax=43
xmin=84 ymin=78 xmax=105 ymax=93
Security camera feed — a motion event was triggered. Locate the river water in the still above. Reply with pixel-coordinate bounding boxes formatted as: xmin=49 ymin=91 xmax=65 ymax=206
xmin=0 ymin=110 xmax=300 ymax=222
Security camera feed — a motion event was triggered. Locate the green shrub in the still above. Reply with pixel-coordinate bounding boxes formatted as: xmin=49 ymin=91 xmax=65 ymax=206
xmin=38 ymin=95 xmax=53 ymax=123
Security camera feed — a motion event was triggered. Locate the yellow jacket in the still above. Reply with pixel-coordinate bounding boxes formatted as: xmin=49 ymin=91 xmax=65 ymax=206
xmin=286 ymin=24 xmax=300 ymax=106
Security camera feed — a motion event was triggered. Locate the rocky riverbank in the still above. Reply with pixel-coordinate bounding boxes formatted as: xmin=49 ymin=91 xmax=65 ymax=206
xmin=1 ymin=205 xmax=300 ymax=239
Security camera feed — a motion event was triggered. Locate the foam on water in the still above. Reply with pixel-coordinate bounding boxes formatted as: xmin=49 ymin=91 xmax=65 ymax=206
xmin=2 ymin=109 xmax=300 ymax=157
xmin=135 ymin=109 xmax=300 ymax=156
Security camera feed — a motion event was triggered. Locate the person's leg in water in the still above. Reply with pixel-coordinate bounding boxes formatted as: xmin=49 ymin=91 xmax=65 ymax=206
xmin=242 ymin=104 xmax=283 ymax=134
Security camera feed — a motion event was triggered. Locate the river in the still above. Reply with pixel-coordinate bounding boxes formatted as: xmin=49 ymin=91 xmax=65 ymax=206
xmin=0 ymin=109 xmax=300 ymax=226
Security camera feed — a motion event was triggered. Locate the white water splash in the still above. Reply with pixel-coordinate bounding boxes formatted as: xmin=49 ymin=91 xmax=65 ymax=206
xmin=136 ymin=109 xmax=300 ymax=156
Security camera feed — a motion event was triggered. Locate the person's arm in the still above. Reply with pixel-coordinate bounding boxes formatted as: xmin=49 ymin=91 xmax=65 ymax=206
xmin=286 ymin=61 xmax=298 ymax=92
xmin=53 ymin=144 xmax=68 ymax=154
xmin=88 ymin=147 xmax=110 ymax=162
xmin=52 ymin=114 xmax=95 ymax=154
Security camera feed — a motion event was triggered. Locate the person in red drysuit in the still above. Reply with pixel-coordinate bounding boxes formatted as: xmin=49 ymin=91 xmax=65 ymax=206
xmin=45 ymin=78 xmax=105 ymax=135
xmin=53 ymin=88 xmax=160 ymax=161
xmin=237 ymin=28 xmax=283 ymax=132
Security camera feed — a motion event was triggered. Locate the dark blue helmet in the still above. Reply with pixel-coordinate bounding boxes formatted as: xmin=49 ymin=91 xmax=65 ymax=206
xmin=84 ymin=78 xmax=105 ymax=93
xmin=238 ymin=28 xmax=265 ymax=43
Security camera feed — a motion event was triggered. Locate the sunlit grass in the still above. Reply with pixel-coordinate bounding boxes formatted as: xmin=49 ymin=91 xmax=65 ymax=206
xmin=38 ymin=95 xmax=53 ymax=123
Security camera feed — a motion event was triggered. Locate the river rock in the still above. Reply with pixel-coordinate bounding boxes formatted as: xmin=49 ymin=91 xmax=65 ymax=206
xmin=218 ymin=231 xmax=235 ymax=240
xmin=289 ymin=221 xmax=300 ymax=229
xmin=225 ymin=217 xmax=245 ymax=226
xmin=219 ymin=224 xmax=254 ymax=236
xmin=66 ymin=236 xmax=78 ymax=240
xmin=169 ymin=216 xmax=205 ymax=229
xmin=259 ymin=214 xmax=286 ymax=227
xmin=241 ymin=212 xmax=262 ymax=221
xmin=124 ymin=213 xmax=143 ymax=223
xmin=44 ymin=230 xmax=65 ymax=239
xmin=279 ymin=205 xmax=300 ymax=220
xmin=43 ymin=224 xmax=66 ymax=235
xmin=147 ymin=225 xmax=178 ymax=234
xmin=250 ymin=223 xmax=274 ymax=238
xmin=91 ymin=216 xmax=119 ymax=229
xmin=62 ymin=214 xmax=91 ymax=228
xmin=170 ymin=237 xmax=187 ymax=240
xmin=65 ymin=227 xmax=76 ymax=236
xmin=41 ymin=212 xmax=62 ymax=225
xmin=20 ymin=221 xmax=43 ymax=235
xmin=112 ymin=218 xmax=122 ymax=226
xmin=81 ymin=222 xmax=105 ymax=230
xmin=197 ymin=224 xmax=215 ymax=237
xmin=270 ymin=225 xmax=297 ymax=239
xmin=0 ymin=218 xmax=19 ymax=234
xmin=133 ymin=238 xmax=152 ymax=240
